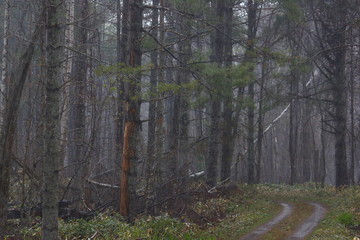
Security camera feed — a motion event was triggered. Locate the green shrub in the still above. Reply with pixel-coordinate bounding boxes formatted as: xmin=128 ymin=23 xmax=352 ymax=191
xmin=338 ymin=212 xmax=355 ymax=227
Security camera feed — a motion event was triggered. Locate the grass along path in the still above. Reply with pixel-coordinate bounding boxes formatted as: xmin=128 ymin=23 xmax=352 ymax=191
xmin=259 ymin=202 xmax=315 ymax=240
xmin=238 ymin=202 xmax=294 ymax=240
xmin=202 ymin=184 xmax=359 ymax=240
xmin=14 ymin=184 xmax=360 ymax=240
xmin=287 ymin=202 xmax=326 ymax=240
xmin=253 ymin=184 xmax=359 ymax=240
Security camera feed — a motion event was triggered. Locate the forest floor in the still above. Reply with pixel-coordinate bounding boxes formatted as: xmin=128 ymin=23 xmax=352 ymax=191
xmin=201 ymin=184 xmax=360 ymax=240
xmin=6 ymin=184 xmax=360 ymax=240
xmin=238 ymin=201 xmax=327 ymax=240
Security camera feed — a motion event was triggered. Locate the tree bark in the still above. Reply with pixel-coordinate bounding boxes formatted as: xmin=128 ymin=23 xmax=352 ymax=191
xmin=256 ymin=58 xmax=266 ymax=184
xmin=177 ymin=8 xmax=191 ymax=174
xmin=289 ymin=65 xmax=300 ymax=185
xmin=246 ymin=0 xmax=259 ymax=184
xmin=206 ymin=0 xmax=225 ymax=187
xmin=69 ymin=0 xmax=89 ymax=210
xmin=145 ymin=0 xmax=159 ymax=214
xmin=120 ymin=0 xmax=142 ymax=220
xmin=154 ymin=0 xmax=166 ymax=213
xmin=0 ymin=11 xmax=42 ymax=231
xmin=314 ymin=0 xmax=349 ymax=186
xmin=115 ymin=0 xmax=126 ymax=186
xmin=220 ymin=0 xmax=234 ymax=182
xmin=1 ymin=0 xmax=10 ymax=115
xmin=42 ymin=0 xmax=64 ymax=238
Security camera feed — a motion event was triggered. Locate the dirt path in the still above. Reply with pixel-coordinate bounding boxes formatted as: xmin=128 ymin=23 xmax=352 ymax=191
xmin=238 ymin=202 xmax=293 ymax=240
xmin=238 ymin=202 xmax=326 ymax=240
xmin=286 ymin=202 xmax=327 ymax=240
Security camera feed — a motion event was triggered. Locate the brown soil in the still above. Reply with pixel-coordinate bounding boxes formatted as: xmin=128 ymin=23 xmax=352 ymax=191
xmin=261 ymin=202 xmax=314 ymax=240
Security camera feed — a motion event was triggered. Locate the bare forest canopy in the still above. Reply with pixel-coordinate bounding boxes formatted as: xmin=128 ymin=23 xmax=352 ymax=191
xmin=0 ymin=0 xmax=360 ymax=238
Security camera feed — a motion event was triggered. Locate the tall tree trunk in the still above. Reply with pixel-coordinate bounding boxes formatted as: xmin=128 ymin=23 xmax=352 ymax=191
xmin=120 ymin=0 xmax=142 ymax=220
xmin=206 ymin=0 xmax=225 ymax=187
xmin=42 ymin=0 xmax=64 ymax=238
xmin=154 ymin=0 xmax=165 ymax=213
xmin=145 ymin=0 xmax=159 ymax=214
xmin=62 ymin=0 xmax=74 ymax=176
xmin=312 ymin=0 xmax=349 ymax=187
xmin=349 ymin=31 xmax=355 ymax=185
xmin=0 ymin=13 xmax=42 ymax=232
xmin=1 ymin=0 xmax=10 ymax=116
xmin=115 ymin=0 xmax=126 ymax=187
xmin=147 ymin=0 xmax=159 ymax=166
xmin=246 ymin=0 xmax=259 ymax=184
xmin=289 ymin=66 xmax=300 ymax=185
xmin=220 ymin=0 xmax=234 ymax=183
xmin=333 ymin=54 xmax=348 ymax=187
xmin=257 ymin=58 xmax=266 ymax=183
xmin=69 ymin=0 xmax=89 ymax=210
xmin=177 ymin=13 xmax=191 ymax=174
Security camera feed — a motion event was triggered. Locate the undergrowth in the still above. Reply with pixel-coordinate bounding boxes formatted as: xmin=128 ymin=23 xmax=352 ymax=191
xmin=6 ymin=183 xmax=360 ymax=240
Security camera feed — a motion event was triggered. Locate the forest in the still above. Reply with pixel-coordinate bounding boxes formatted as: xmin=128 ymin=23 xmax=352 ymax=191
xmin=0 ymin=0 xmax=359 ymax=239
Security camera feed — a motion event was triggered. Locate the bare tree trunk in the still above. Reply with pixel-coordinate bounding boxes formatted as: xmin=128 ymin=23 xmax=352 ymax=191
xmin=1 ymin=0 xmax=10 ymax=117
xmin=289 ymin=67 xmax=300 ymax=185
xmin=154 ymin=0 xmax=165 ymax=213
xmin=0 ymin=13 xmax=42 ymax=231
xmin=246 ymin=0 xmax=259 ymax=184
xmin=257 ymin=58 xmax=266 ymax=183
xmin=62 ymin=0 xmax=74 ymax=175
xmin=177 ymin=13 xmax=191 ymax=174
xmin=120 ymin=0 xmax=142 ymax=220
xmin=333 ymin=57 xmax=348 ymax=187
xmin=42 ymin=0 xmax=64 ymax=238
xmin=115 ymin=0 xmax=126 ymax=187
xmin=145 ymin=0 xmax=159 ymax=214
xmin=349 ymin=32 xmax=355 ymax=185
xmin=69 ymin=0 xmax=89 ymax=210
xmin=220 ymin=0 xmax=234 ymax=183
xmin=313 ymin=0 xmax=349 ymax=187
xmin=206 ymin=0 xmax=225 ymax=187
xmin=301 ymin=91 xmax=312 ymax=183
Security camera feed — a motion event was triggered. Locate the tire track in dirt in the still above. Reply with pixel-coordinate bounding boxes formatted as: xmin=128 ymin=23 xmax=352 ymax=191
xmin=286 ymin=202 xmax=326 ymax=240
xmin=238 ymin=202 xmax=293 ymax=240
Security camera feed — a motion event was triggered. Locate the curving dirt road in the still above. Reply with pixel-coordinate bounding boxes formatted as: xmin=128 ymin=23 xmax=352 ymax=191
xmin=239 ymin=202 xmax=293 ymax=240
xmin=238 ymin=202 xmax=326 ymax=240
xmin=286 ymin=202 xmax=327 ymax=240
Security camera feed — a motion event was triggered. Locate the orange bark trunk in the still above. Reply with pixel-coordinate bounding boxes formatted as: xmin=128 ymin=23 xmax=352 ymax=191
xmin=120 ymin=121 xmax=136 ymax=217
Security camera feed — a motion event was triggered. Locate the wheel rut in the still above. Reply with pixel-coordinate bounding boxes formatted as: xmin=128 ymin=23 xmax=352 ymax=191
xmin=238 ymin=202 xmax=326 ymax=240
xmin=286 ymin=202 xmax=326 ymax=240
xmin=238 ymin=202 xmax=293 ymax=240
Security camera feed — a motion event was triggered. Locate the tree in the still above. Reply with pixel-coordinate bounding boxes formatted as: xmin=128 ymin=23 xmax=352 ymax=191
xmin=246 ymin=0 xmax=260 ymax=184
xmin=1 ymin=0 xmax=10 ymax=114
xmin=0 ymin=7 xmax=42 ymax=232
xmin=115 ymin=0 xmax=127 ymax=183
xmin=120 ymin=0 xmax=143 ymax=219
xmin=206 ymin=0 xmax=225 ymax=187
xmin=67 ymin=0 xmax=89 ymax=210
xmin=42 ymin=0 xmax=64 ymax=238
xmin=146 ymin=0 xmax=159 ymax=212
xmin=311 ymin=0 xmax=349 ymax=186
xmin=220 ymin=0 xmax=235 ymax=183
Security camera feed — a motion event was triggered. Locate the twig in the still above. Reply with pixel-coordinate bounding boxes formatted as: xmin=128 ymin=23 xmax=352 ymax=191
xmin=87 ymin=179 xmax=120 ymax=189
